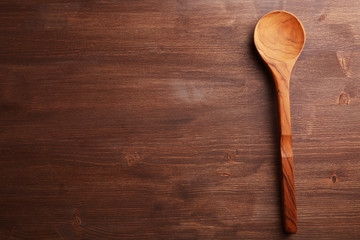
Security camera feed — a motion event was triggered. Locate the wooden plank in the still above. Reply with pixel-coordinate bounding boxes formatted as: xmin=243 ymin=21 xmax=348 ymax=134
xmin=0 ymin=0 xmax=359 ymax=239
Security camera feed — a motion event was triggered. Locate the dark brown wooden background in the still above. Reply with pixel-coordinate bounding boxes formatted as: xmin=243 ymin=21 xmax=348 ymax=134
xmin=1 ymin=1 xmax=359 ymax=239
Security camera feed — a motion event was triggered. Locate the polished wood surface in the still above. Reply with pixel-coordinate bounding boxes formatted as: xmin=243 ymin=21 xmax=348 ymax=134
xmin=254 ymin=11 xmax=306 ymax=233
xmin=1 ymin=1 xmax=360 ymax=239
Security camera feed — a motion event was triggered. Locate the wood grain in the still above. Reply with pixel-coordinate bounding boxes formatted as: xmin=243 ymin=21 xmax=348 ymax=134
xmin=0 ymin=1 xmax=360 ymax=239
xmin=254 ymin=11 xmax=306 ymax=233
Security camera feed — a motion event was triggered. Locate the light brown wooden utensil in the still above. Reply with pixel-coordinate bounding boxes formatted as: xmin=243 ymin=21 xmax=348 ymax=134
xmin=254 ymin=11 xmax=306 ymax=234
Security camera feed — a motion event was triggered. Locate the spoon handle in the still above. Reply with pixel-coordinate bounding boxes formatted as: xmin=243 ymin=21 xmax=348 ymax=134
xmin=271 ymin=67 xmax=297 ymax=233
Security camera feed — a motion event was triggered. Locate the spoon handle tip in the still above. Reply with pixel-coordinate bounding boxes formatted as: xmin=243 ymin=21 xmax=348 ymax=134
xmin=280 ymin=135 xmax=297 ymax=233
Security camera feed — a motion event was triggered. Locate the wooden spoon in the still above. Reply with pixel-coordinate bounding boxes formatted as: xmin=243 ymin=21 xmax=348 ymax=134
xmin=254 ymin=11 xmax=306 ymax=234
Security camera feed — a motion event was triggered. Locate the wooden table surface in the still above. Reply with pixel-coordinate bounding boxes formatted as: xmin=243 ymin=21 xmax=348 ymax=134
xmin=1 ymin=1 xmax=359 ymax=239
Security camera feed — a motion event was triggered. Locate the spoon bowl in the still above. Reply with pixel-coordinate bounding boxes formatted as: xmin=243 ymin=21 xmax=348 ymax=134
xmin=254 ymin=11 xmax=306 ymax=234
xmin=255 ymin=11 xmax=306 ymax=63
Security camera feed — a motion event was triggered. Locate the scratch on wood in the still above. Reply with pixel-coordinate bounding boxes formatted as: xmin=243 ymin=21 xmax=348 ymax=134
xmin=318 ymin=13 xmax=326 ymax=21
xmin=124 ymin=152 xmax=143 ymax=167
xmin=336 ymin=50 xmax=352 ymax=77
xmin=338 ymin=92 xmax=350 ymax=105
